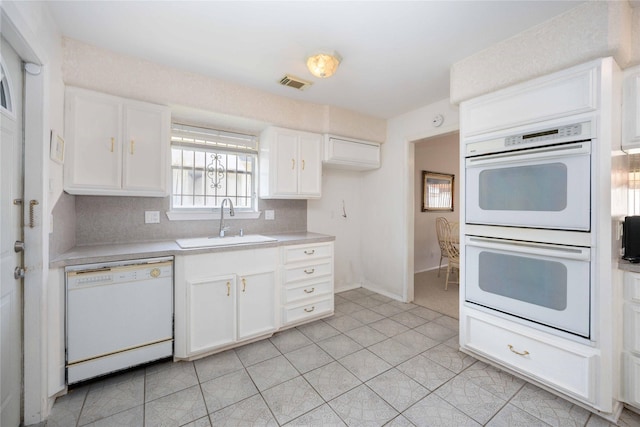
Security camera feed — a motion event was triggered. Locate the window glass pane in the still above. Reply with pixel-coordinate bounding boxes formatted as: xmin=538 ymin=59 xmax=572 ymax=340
xmin=171 ymin=126 xmax=257 ymax=210
xmin=479 ymin=163 xmax=567 ymax=211
xmin=478 ymin=252 xmax=567 ymax=310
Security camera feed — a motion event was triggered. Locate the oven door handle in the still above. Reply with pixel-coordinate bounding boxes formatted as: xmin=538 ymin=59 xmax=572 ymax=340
xmin=465 ymin=141 xmax=590 ymax=168
xmin=466 ymin=237 xmax=590 ymax=261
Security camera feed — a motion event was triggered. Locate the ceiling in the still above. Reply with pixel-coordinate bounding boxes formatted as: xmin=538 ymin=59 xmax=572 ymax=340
xmin=45 ymin=1 xmax=585 ymax=119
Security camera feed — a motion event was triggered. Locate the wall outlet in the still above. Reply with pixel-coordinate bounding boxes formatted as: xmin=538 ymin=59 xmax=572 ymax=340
xmin=265 ymin=210 xmax=275 ymax=220
xmin=144 ymin=211 xmax=160 ymax=224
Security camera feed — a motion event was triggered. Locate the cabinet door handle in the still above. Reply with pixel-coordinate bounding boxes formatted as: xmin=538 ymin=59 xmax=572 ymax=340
xmin=304 ymin=306 xmax=315 ymax=313
xmin=110 ymin=137 xmax=115 ymax=153
xmin=226 ymin=281 xmax=231 ymax=296
xmin=302 ymin=159 xmax=305 ymax=170
xmin=291 ymin=158 xmax=295 ymax=170
xmin=507 ymin=344 xmax=529 ymax=357
xmin=304 ymin=250 xmax=315 ymax=255
xmin=304 ymin=287 xmax=315 ymax=294
xmin=304 ymin=268 xmax=315 ymax=275
xmin=130 ymin=140 xmax=135 ymax=154
xmin=242 ymin=277 xmax=246 ymax=292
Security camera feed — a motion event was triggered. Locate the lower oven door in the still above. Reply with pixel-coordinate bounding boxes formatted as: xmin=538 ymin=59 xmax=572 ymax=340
xmin=465 ymin=236 xmax=590 ymax=338
xmin=465 ymin=141 xmax=591 ymax=231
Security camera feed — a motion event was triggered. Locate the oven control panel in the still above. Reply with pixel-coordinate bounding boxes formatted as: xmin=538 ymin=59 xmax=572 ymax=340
xmin=466 ymin=120 xmax=593 ymax=157
xmin=505 ymin=123 xmax=583 ymax=147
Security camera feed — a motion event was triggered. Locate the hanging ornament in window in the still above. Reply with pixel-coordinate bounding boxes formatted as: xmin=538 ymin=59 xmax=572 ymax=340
xmin=206 ymin=153 xmax=225 ymax=189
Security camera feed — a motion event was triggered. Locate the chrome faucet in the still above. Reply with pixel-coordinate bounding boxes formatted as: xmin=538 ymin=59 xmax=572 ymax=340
xmin=218 ymin=198 xmax=235 ymax=237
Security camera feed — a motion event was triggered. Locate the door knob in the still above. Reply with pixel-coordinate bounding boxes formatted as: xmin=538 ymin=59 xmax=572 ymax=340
xmin=14 ymin=267 xmax=25 ymax=279
xmin=14 ymin=240 xmax=24 ymax=252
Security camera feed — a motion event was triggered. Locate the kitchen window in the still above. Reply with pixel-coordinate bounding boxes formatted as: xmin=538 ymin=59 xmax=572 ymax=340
xmin=167 ymin=123 xmax=260 ymax=220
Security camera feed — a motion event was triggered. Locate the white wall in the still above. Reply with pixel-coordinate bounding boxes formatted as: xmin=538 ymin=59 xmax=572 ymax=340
xmin=451 ymin=1 xmax=639 ymax=104
xmin=414 ymin=132 xmax=460 ymax=273
xmin=308 ymin=169 xmax=364 ymax=292
xmin=360 ymin=99 xmax=460 ymax=300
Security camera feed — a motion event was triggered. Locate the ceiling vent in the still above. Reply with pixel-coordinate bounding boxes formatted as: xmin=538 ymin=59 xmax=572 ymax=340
xmin=279 ymin=75 xmax=313 ymax=91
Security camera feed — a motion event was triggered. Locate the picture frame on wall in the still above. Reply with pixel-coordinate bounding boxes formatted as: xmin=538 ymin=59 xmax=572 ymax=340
xmin=422 ymin=170 xmax=454 ymax=212
xmin=50 ymin=129 xmax=65 ymax=164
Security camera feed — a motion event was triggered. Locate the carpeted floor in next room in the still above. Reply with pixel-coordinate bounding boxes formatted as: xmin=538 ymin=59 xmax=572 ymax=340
xmin=414 ymin=267 xmax=459 ymax=319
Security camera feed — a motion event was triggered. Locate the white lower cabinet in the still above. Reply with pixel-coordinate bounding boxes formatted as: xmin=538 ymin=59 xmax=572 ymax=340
xmin=175 ymin=248 xmax=277 ymax=358
xmin=462 ymin=310 xmax=598 ymax=404
xmin=281 ymin=242 xmax=335 ymax=327
xmin=175 ymin=240 xmax=335 ymax=360
xmin=187 ymin=274 xmax=236 ymax=354
xmin=623 ymin=272 xmax=640 ymax=409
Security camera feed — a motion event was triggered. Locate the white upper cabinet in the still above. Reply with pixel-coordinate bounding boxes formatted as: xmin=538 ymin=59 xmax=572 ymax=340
xmin=461 ymin=60 xmax=601 ymax=138
xmin=622 ymin=66 xmax=640 ymax=152
xmin=259 ymin=126 xmax=322 ymax=199
xmin=323 ymin=135 xmax=381 ymax=171
xmin=64 ymin=87 xmax=170 ymax=197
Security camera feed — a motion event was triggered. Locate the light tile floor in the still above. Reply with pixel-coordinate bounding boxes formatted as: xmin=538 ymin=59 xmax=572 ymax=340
xmin=47 ymin=288 xmax=640 ymax=426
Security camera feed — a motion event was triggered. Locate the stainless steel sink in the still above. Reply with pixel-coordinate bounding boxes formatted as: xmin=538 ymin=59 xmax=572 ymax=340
xmin=176 ymin=234 xmax=277 ymax=249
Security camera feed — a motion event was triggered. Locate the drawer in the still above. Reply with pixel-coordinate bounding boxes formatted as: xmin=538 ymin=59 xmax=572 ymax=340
xmin=282 ymin=297 xmax=333 ymax=325
xmin=284 ymin=261 xmax=332 ymax=284
xmin=624 ymin=352 xmax=640 ymax=408
xmin=283 ymin=279 xmax=333 ymax=305
xmin=283 ymin=243 xmax=333 ymax=264
xmin=625 ymin=272 xmax=640 ymax=303
xmin=464 ymin=315 xmax=596 ymax=402
xmin=624 ymin=302 xmax=640 ymax=354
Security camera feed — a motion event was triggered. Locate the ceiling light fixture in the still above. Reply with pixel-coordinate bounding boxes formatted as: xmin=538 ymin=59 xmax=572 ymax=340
xmin=306 ymin=51 xmax=342 ymax=78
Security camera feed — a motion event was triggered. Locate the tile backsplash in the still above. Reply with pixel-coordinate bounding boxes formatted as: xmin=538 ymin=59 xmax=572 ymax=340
xmin=52 ymin=193 xmax=307 ymax=253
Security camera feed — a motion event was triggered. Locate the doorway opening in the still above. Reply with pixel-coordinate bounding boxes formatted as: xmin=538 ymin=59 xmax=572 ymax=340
xmin=412 ymin=131 xmax=460 ymax=319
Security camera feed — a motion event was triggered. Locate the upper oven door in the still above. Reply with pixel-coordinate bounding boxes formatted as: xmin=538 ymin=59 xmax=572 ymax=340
xmin=465 ymin=141 xmax=591 ymax=231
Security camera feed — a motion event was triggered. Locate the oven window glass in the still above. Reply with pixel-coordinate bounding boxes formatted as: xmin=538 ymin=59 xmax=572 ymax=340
xmin=478 ymin=252 xmax=567 ymax=310
xmin=478 ymin=163 xmax=567 ymax=211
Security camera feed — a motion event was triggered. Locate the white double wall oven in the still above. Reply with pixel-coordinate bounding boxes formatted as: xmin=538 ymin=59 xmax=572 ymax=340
xmin=464 ymin=117 xmax=597 ymax=340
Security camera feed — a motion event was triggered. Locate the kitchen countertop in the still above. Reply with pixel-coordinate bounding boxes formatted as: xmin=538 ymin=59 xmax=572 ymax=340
xmin=50 ymin=232 xmax=335 ymax=268
xmin=619 ymin=258 xmax=640 ymax=273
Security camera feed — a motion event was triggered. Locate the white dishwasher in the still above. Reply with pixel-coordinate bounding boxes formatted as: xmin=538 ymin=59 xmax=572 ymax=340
xmin=65 ymin=256 xmax=173 ymax=384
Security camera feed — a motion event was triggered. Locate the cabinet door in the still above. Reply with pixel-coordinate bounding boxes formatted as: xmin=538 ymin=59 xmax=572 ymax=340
xmin=273 ymin=131 xmax=299 ymax=195
xmin=122 ymin=104 xmax=169 ymax=194
xmin=187 ymin=275 xmax=236 ymax=355
xmin=237 ymin=271 xmax=276 ymax=340
xmin=298 ymin=133 xmax=322 ymax=197
xmin=66 ymin=91 xmax=122 ymax=190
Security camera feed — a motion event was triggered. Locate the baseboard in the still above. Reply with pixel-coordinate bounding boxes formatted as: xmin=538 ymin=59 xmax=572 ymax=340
xmin=415 ymin=265 xmax=446 ymax=274
xmin=334 ymin=282 xmax=362 ymax=293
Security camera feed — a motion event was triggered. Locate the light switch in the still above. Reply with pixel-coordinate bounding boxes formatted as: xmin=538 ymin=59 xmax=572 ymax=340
xmin=265 ymin=210 xmax=275 ymax=220
xmin=145 ymin=211 xmax=160 ymax=224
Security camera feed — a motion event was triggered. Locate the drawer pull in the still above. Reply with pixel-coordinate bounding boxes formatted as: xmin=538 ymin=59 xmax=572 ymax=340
xmin=304 ymin=306 xmax=315 ymax=313
xmin=304 ymin=268 xmax=315 ymax=275
xmin=242 ymin=277 xmax=246 ymax=292
xmin=304 ymin=287 xmax=315 ymax=294
xmin=304 ymin=250 xmax=315 ymax=255
xmin=226 ymin=281 xmax=231 ymax=297
xmin=508 ymin=344 xmax=530 ymax=357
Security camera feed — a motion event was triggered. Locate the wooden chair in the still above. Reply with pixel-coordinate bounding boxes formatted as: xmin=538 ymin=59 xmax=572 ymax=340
xmin=442 ymin=221 xmax=459 ymax=290
xmin=435 ymin=217 xmax=450 ymax=277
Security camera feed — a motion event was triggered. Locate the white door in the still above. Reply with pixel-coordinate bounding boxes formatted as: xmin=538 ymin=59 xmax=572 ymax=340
xmin=273 ymin=131 xmax=299 ymax=195
xmin=237 ymin=271 xmax=276 ymax=340
xmin=122 ymin=104 xmax=167 ymax=193
xmin=1 ymin=37 xmax=24 ymax=427
xmin=187 ymin=274 xmax=236 ymax=355
xmin=297 ymin=133 xmax=321 ymax=196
